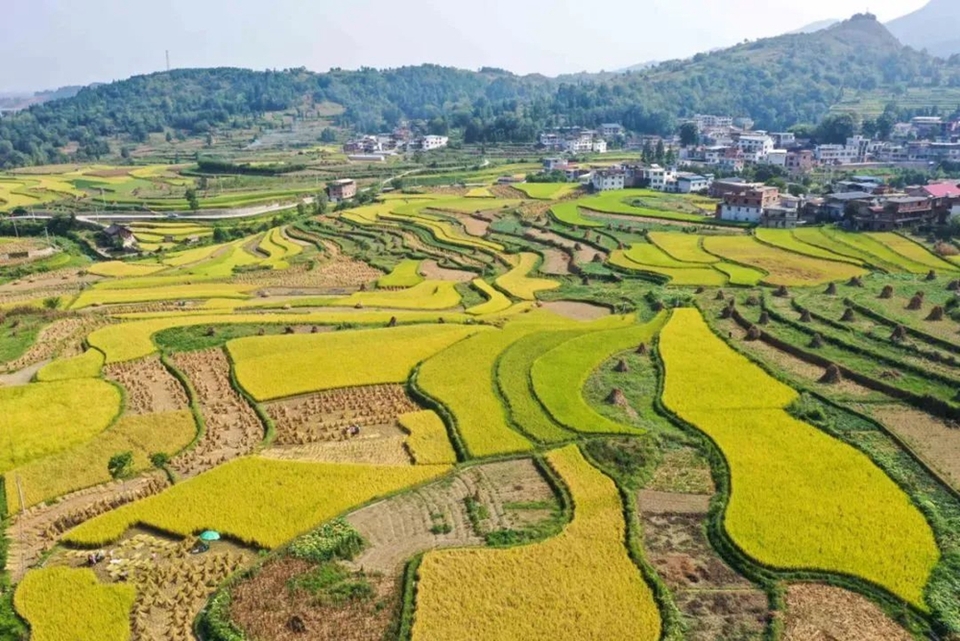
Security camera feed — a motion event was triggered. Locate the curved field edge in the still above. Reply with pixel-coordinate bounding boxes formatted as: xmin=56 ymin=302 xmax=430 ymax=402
xmin=531 ymin=313 xmax=668 ymax=435
xmin=62 ymin=457 xmax=451 ymax=549
xmin=658 ymin=308 xmax=939 ymax=609
xmin=410 ymin=445 xmax=662 ymax=641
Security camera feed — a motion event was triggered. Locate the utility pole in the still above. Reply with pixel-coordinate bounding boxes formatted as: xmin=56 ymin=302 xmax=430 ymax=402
xmin=16 ymin=474 xmax=25 ymax=579
xmin=166 ymin=50 xmax=171 ymax=72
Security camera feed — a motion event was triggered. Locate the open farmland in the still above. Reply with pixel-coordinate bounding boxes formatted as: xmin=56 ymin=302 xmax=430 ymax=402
xmin=413 ymin=446 xmax=661 ymax=641
xmin=660 ymin=309 xmax=939 ymax=607
xmin=2 ymin=164 xmax=959 ymax=641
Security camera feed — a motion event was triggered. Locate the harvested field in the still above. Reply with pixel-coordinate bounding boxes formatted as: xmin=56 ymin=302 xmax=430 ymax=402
xmin=647 ymin=447 xmax=715 ymax=495
xmin=459 ymin=215 xmax=491 ymax=237
xmin=169 ymin=349 xmax=262 ymax=477
xmin=525 ymin=228 xmax=598 ymax=263
xmin=419 ymin=259 xmax=476 ymax=282
xmin=229 ymin=557 xmax=400 ymax=641
xmin=2 ymin=315 xmax=108 ymax=373
xmin=783 ymin=584 xmax=913 ymax=641
xmin=539 ymin=248 xmax=571 ymax=275
xmin=639 ymin=490 xmax=768 ymax=641
xmin=104 ymin=356 xmax=189 ymax=414
xmin=262 ymin=426 xmax=411 ymax=466
xmin=541 ymin=300 xmax=610 ymax=321
xmin=51 ymin=530 xmax=255 ymax=641
xmin=716 ymin=316 xmax=876 ymax=399
xmin=265 ymin=384 xmax=419 ymax=446
xmin=861 ymin=404 xmax=960 ymax=490
xmin=5 ymin=474 xmax=168 ymax=581
xmin=348 ymin=458 xmax=558 ymax=572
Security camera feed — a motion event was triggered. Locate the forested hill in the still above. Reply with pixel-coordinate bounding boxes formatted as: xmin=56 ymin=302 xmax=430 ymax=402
xmin=2 ymin=13 xmax=960 ymax=169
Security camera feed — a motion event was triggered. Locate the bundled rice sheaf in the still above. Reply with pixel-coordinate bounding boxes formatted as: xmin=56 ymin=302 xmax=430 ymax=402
xmin=879 ymin=285 xmax=894 ymax=299
xmin=907 ymin=295 xmax=924 ymax=311
xmin=824 ymin=283 xmax=838 ymax=295
xmin=819 ymin=364 xmax=843 ymax=384
xmin=840 ymin=308 xmax=856 ymax=322
xmin=809 ymin=333 xmax=824 ymax=349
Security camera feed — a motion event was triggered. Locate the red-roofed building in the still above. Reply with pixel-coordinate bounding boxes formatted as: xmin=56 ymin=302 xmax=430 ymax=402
xmin=912 ymin=182 xmax=960 ymax=200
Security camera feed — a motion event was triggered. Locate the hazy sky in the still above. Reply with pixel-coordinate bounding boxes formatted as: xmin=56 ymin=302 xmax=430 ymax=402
xmin=0 ymin=0 xmax=929 ymax=92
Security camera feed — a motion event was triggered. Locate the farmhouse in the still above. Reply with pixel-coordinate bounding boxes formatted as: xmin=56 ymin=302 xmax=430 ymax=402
xmin=327 ymin=179 xmax=357 ymax=202
xmin=718 ymin=186 xmax=780 ymax=223
xmin=591 ymin=169 xmax=625 ymax=192
xmin=104 ymin=224 xmax=137 ymax=250
xmin=421 ymin=135 xmax=449 ymax=151
xmin=848 ymin=196 xmax=941 ymax=231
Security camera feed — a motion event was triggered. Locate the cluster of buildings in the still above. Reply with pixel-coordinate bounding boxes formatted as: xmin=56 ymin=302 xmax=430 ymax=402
xmin=541 ymin=158 xmax=713 ymax=195
xmin=680 ymin=114 xmax=960 ymax=175
xmin=538 ymin=127 xmax=614 ymax=154
xmin=342 ymin=127 xmax=449 ymax=161
xmin=711 ymin=176 xmax=960 ymax=230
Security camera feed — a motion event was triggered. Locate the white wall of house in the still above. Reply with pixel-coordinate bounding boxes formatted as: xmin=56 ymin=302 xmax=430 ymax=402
xmin=719 ymin=204 xmax=763 ymax=222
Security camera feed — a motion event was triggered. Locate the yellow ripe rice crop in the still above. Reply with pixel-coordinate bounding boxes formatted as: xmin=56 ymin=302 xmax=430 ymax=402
xmin=259 ymin=227 xmax=304 ymax=269
xmin=871 ymin=232 xmax=959 ymax=272
xmin=87 ymin=311 xmax=475 ymax=363
xmin=184 ymin=238 xmax=262 ymax=278
xmin=14 ymin=567 xmax=136 ymax=641
xmin=35 ymin=349 xmax=104 ymax=381
xmin=398 ymin=410 xmax=457 ymax=465
xmin=513 ymin=183 xmax=579 ymax=200
xmin=337 ymin=280 xmax=461 ymax=310
xmin=413 ymin=446 xmax=661 ymax=641
xmin=660 ymin=309 xmax=938 ymax=607
xmin=467 ymin=279 xmax=512 ymax=315
xmin=378 ymin=259 xmax=424 ymax=288
xmin=1 ymin=379 xmax=121 ymax=475
xmin=714 ymin=261 xmax=766 ymax=286
xmin=624 ymin=242 xmax=706 ymax=269
xmin=754 ymin=229 xmax=864 ymax=265
xmin=6 ymin=410 xmax=195 ymax=511
xmin=417 ymin=323 xmax=542 ymax=457
xmin=821 ymin=228 xmax=927 ymax=273
xmin=64 ymin=456 xmax=451 ymax=549
xmin=229 ymin=324 xmax=482 ymax=401
xmin=648 ymin=232 xmax=719 ymax=264
xmin=531 ymin=314 xmax=666 ymax=434
xmin=70 ymin=283 xmax=257 ymax=309
xmin=86 ymin=261 xmax=168 ymax=278
xmin=465 ymin=187 xmax=494 ymax=198
xmin=791 ymin=227 xmax=880 ymax=266
xmin=495 ymin=253 xmax=560 ymax=300
xmin=702 ymin=235 xmax=867 ymax=286
xmin=162 ymin=241 xmax=229 ymax=267
xmin=609 ymin=251 xmax=728 ymax=286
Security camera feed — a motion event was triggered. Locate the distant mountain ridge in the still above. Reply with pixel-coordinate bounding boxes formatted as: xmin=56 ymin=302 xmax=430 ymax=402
xmin=887 ymin=0 xmax=960 ymax=58
xmin=788 ymin=19 xmax=839 ymax=35
xmin=1 ymin=13 xmax=959 ymax=169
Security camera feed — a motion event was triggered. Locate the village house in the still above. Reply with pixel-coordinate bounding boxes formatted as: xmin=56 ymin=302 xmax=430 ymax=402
xmin=327 ymin=178 xmax=357 ymax=202
xmin=591 ymin=168 xmax=626 ymax=192
xmin=420 ymin=135 xmax=449 ymax=151
xmin=848 ymin=196 xmax=941 ymax=231
xmin=672 ymin=173 xmax=712 ymax=194
xmin=717 ymin=186 xmax=780 ymax=223
xmin=709 ymin=178 xmax=763 ymax=199
xmin=785 ymin=150 xmax=815 ymax=175
xmin=104 ymin=224 xmax=137 ymax=250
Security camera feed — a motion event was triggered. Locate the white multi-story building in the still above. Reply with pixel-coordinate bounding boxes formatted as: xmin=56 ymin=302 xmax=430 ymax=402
xmin=693 ymin=114 xmax=734 ymax=130
xmin=760 ymin=149 xmax=788 ymax=167
xmin=737 ymin=134 xmax=774 ymax=162
xmin=674 ymin=173 xmax=713 ymax=194
xmin=591 ymin=169 xmax=625 ymax=192
xmin=643 ymin=164 xmax=677 ymax=192
xmin=421 ymin=135 xmax=449 ymax=151
xmin=599 ymin=123 xmax=624 ymax=139
xmin=816 ymin=144 xmax=858 ymax=165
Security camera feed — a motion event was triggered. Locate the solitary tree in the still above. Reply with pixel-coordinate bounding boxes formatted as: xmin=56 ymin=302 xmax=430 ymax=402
xmin=108 ymin=452 xmax=134 ymax=479
xmin=185 ymin=187 xmax=200 ymax=211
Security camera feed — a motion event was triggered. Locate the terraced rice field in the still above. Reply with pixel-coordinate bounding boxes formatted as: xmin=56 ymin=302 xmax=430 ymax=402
xmin=702 ymin=235 xmax=868 ymax=286
xmin=660 ymin=309 xmax=939 ymax=607
xmin=5 ymin=177 xmax=960 ymax=641
xmin=413 ymin=446 xmax=662 ymax=641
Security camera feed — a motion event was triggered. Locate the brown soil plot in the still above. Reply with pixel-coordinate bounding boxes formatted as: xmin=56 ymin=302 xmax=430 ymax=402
xmin=783 ymin=583 xmax=913 ymax=641
xmin=169 ymin=348 xmax=263 ymax=478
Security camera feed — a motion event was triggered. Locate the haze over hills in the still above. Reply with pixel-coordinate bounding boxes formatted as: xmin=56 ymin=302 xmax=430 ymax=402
xmin=887 ymin=0 xmax=960 ymax=58
xmin=0 ymin=13 xmax=958 ymax=169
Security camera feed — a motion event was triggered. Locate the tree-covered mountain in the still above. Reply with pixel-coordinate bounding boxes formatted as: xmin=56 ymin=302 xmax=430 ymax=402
xmin=1 ymin=13 xmax=959 ymax=169
xmin=887 ymin=0 xmax=960 ymax=59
